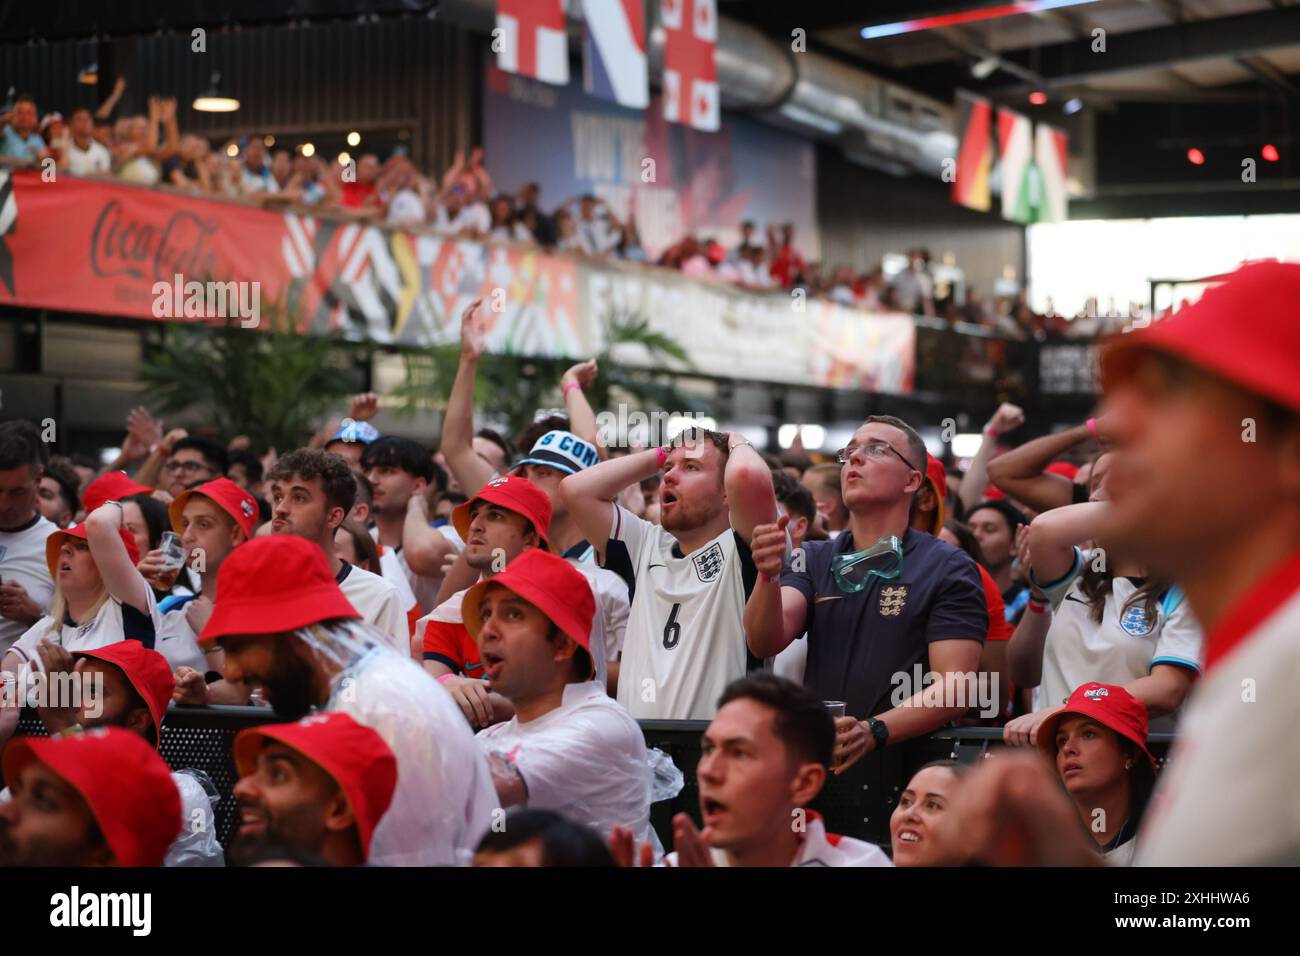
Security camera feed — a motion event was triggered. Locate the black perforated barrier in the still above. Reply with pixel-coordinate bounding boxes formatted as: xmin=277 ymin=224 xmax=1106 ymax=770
xmin=4 ymin=709 xmax=1175 ymax=851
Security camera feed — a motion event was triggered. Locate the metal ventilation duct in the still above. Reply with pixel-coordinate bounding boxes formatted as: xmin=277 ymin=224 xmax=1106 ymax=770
xmin=440 ymin=0 xmax=957 ymax=178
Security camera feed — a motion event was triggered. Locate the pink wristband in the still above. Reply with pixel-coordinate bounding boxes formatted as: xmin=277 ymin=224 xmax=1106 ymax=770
xmin=655 ymin=446 xmax=668 ymax=469
xmin=562 ymin=381 xmax=582 ymax=397
xmin=1027 ymin=599 xmax=1047 ymax=614
xmin=1085 ymin=417 xmax=1099 ymax=439
xmin=436 ymin=673 xmax=455 ymax=683
xmin=760 ymin=572 xmax=779 ymax=585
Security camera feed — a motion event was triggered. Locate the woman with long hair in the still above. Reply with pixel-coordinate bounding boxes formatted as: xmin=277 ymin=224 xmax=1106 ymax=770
xmin=1036 ymin=682 xmax=1157 ymax=864
xmin=1004 ymin=452 xmax=1203 ymax=746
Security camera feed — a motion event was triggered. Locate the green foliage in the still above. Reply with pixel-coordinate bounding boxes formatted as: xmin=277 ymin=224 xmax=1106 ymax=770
xmin=139 ymin=304 xmax=359 ymax=452
xmin=386 ymin=306 xmax=700 ymax=438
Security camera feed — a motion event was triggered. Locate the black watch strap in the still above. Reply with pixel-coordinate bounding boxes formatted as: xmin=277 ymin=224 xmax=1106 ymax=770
xmin=866 ymin=716 xmax=889 ymax=748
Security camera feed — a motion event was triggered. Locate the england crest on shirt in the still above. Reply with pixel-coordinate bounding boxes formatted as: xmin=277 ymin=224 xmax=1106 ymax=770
xmin=1119 ymin=603 xmax=1155 ymax=637
xmin=692 ymin=542 xmax=724 ymax=582
xmin=879 ymin=585 xmax=908 ymax=617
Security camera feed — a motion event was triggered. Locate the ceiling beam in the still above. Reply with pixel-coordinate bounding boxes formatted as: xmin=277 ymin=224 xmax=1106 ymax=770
xmin=987 ymin=6 xmax=1300 ymax=89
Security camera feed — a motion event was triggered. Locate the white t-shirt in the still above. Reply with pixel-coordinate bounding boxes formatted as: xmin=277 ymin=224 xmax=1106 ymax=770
xmin=156 ymin=601 xmax=210 ymax=674
xmin=663 ymin=813 xmax=893 ymax=867
xmin=375 ymin=526 xmax=463 ymax=615
xmin=0 ymin=514 xmax=56 ymax=654
xmin=327 ymin=644 xmax=497 ymax=866
xmin=9 ymin=590 xmax=161 ymax=690
xmin=1137 ymin=569 xmax=1300 ymax=866
xmin=386 ymin=189 xmax=426 ymax=227
xmin=476 ymin=680 xmax=651 ymax=842
xmin=1033 ymin=548 xmax=1203 ymax=732
xmin=607 ymin=504 xmax=757 ymax=720
xmin=434 ymin=201 xmax=490 ymax=236
xmin=65 ymin=139 xmax=111 ymax=176
xmin=337 ymin=561 xmax=407 ymax=653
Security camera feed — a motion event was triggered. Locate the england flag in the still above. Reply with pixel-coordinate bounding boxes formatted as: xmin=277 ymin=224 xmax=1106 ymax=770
xmin=662 ymin=0 xmax=719 ymax=131
xmin=582 ymin=0 xmax=648 ymax=108
xmin=496 ymin=0 xmax=569 ymax=86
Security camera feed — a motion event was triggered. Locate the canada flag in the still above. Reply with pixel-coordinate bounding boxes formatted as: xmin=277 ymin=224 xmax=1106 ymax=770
xmin=662 ymin=0 xmax=719 ymax=132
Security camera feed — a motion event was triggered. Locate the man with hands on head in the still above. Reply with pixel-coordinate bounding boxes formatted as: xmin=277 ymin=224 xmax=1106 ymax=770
xmin=561 ymin=426 xmax=777 ymax=720
xmin=744 ymin=416 xmax=987 ymax=773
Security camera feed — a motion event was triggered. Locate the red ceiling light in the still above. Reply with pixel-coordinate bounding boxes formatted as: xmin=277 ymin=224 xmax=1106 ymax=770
xmin=1262 ymin=144 xmax=1279 ymax=162
xmin=1187 ymin=148 xmax=1206 ymax=166
xmin=1028 ymin=91 xmax=1048 ymax=105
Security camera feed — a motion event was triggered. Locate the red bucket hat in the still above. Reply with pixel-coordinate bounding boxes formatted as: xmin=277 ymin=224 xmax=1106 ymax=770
xmin=234 ymin=712 xmax=398 ymax=861
xmin=169 ymin=476 xmax=259 ymax=540
xmin=198 ymin=535 xmax=360 ymax=649
xmin=45 ymin=523 xmax=141 ymax=580
xmin=462 ymin=548 xmax=595 ymax=678
xmin=923 ymin=454 xmax=947 ymax=536
xmin=452 ymin=475 xmax=553 ymax=551
xmin=1036 ymin=681 xmax=1156 ymax=770
xmin=74 ymin=641 xmax=175 ymax=747
xmin=2 ymin=727 xmax=181 ymax=866
xmin=1101 ymin=260 xmax=1300 ymax=413
xmin=82 ymin=471 xmax=153 ymax=514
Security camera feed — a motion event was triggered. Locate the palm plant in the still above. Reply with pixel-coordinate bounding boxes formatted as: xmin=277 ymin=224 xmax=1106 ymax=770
xmin=139 ymin=298 xmax=360 ymax=452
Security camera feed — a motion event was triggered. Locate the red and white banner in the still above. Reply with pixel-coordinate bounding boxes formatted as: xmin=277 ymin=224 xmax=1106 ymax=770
xmin=496 ymin=0 xmax=569 ymax=86
xmin=662 ymin=0 xmax=719 ymax=132
xmin=0 ymin=169 xmax=583 ymax=353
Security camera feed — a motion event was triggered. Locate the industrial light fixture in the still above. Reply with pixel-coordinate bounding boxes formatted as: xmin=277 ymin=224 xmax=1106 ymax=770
xmin=1063 ymin=97 xmax=1083 ymax=115
xmin=970 ymin=57 xmax=999 ymax=80
xmin=77 ymin=63 xmax=98 ymax=85
xmin=192 ymin=72 xmax=240 ymax=112
xmin=347 ymin=131 xmax=361 ymax=147
xmin=1262 ymin=144 xmax=1279 ymax=162
xmin=1187 ymin=148 xmax=1205 ymax=166
xmin=1029 ymin=91 xmax=1048 ymax=106
xmin=300 ymin=142 xmax=316 ymax=157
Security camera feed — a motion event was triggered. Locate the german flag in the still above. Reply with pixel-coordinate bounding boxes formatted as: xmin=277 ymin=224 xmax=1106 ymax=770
xmin=952 ymin=92 xmax=993 ymax=213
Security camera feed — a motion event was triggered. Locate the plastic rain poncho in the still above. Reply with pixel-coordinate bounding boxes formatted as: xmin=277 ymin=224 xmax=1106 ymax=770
xmin=295 ymin=619 xmax=497 ymax=866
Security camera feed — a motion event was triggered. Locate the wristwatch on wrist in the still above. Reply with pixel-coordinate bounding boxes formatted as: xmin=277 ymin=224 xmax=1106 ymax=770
xmin=865 ymin=716 xmax=889 ymax=750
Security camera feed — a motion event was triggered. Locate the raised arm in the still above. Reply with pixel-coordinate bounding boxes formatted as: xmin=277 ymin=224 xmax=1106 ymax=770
xmin=440 ymin=299 xmax=497 ymax=495
xmin=401 ymin=492 xmax=460 ymax=578
xmin=560 ymin=359 xmax=603 ymax=456
xmin=960 ymin=402 xmax=1024 ymax=512
xmin=559 ymin=448 xmax=660 ymax=551
xmin=1025 ymin=501 xmax=1107 ymax=586
xmin=95 ymin=76 xmax=127 ymax=120
xmin=84 ymin=503 xmax=152 ymax=615
xmin=985 ymin=421 xmax=1093 ymax=512
xmin=723 ymin=435 xmax=777 ymax=544
xmin=1006 ymin=524 xmax=1051 ymax=688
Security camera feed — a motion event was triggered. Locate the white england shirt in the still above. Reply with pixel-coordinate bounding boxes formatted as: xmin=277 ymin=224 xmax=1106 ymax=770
xmin=663 ymin=813 xmax=893 ymax=867
xmin=1137 ymin=551 xmax=1300 ymax=866
xmin=1033 ymin=547 xmax=1204 ymax=731
xmin=0 ymin=514 xmax=56 ymax=653
xmin=607 ymin=504 xmax=758 ymax=720
xmin=337 ymin=561 xmax=407 ymax=653
xmin=476 ymin=681 xmax=651 ymax=843
xmin=9 ymin=589 xmax=161 ymax=676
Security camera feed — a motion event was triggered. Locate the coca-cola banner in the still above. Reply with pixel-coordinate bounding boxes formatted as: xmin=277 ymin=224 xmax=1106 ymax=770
xmin=0 ymin=168 xmax=584 ymax=353
xmin=0 ymin=168 xmax=913 ymax=393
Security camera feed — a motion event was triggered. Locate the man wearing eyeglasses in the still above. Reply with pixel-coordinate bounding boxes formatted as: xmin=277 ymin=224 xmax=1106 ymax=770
xmin=161 ymin=437 xmax=227 ymax=498
xmin=745 ymin=415 xmax=987 ymax=773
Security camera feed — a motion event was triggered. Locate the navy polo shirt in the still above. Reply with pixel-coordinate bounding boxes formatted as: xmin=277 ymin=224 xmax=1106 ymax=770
xmin=781 ymin=528 xmax=987 ymax=720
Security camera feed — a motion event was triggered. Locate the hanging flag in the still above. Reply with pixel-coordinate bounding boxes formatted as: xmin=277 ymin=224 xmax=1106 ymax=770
xmin=997 ymin=107 xmax=1036 ymax=224
xmin=496 ymin=0 xmax=569 ymax=86
xmin=662 ymin=0 xmax=719 ymax=132
xmin=1035 ymin=121 xmax=1069 ymax=223
xmin=583 ymin=0 xmax=648 ymax=108
xmin=952 ymin=92 xmax=993 ymax=213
